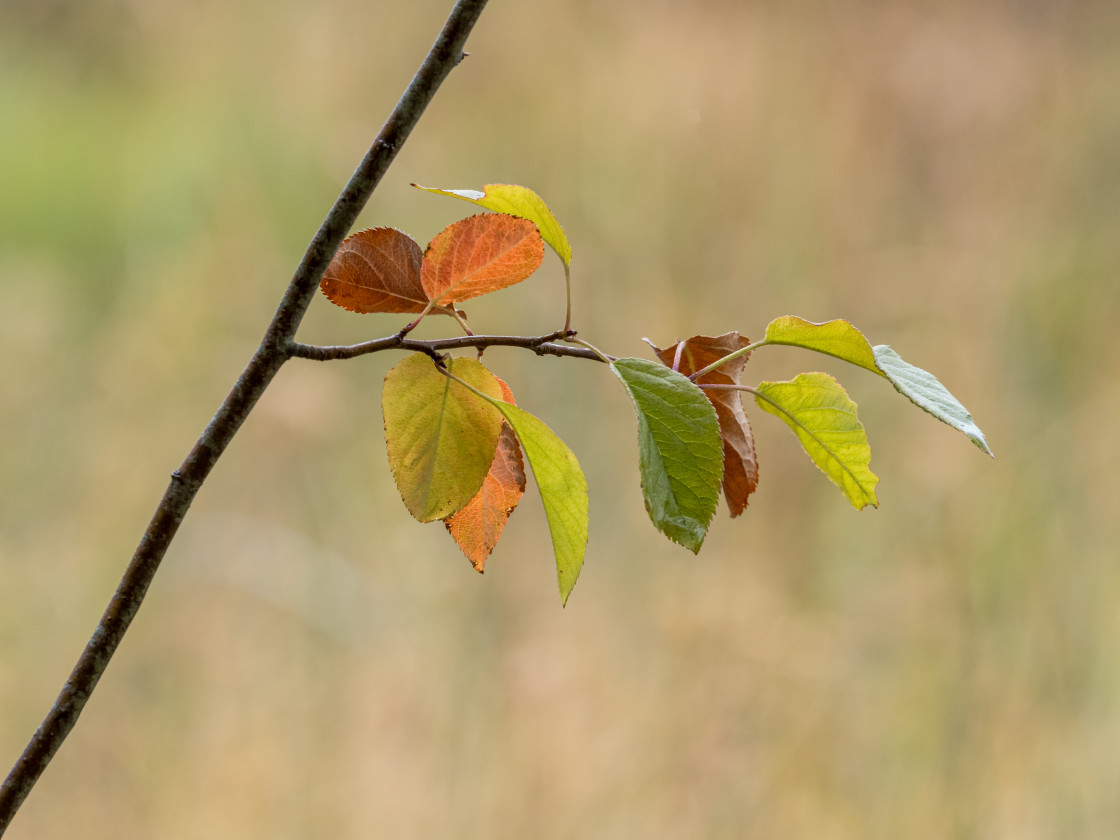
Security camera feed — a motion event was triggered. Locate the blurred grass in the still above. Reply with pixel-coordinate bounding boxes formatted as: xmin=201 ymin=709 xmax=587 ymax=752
xmin=3 ymin=0 xmax=1120 ymax=837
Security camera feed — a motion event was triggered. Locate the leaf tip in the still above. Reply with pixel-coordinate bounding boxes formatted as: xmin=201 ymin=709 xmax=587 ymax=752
xmin=558 ymin=569 xmax=581 ymax=607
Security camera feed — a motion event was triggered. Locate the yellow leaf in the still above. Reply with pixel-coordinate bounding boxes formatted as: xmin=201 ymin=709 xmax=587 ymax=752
xmin=413 ymin=183 xmax=572 ymax=267
xmin=382 ymin=354 xmax=504 ymax=522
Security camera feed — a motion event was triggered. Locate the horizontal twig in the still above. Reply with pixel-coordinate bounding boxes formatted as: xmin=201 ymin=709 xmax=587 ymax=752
xmin=289 ymin=331 xmax=608 ymax=363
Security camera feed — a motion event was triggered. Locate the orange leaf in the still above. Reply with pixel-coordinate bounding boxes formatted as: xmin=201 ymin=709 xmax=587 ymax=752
xmin=444 ymin=378 xmax=527 ymax=571
xmin=421 ymin=214 xmax=544 ymax=306
xmin=651 ymin=333 xmax=759 ymax=517
xmin=321 ymin=227 xmax=428 ymax=313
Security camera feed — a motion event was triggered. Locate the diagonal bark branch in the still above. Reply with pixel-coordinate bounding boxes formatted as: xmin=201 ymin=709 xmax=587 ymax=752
xmin=0 ymin=1 xmax=490 ymax=833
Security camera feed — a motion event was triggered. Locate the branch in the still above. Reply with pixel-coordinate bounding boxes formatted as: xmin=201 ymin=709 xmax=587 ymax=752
xmin=289 ymin=331 xmax=607 ymax=363
xmin=0 ymin=1 xmax=490 ymax=833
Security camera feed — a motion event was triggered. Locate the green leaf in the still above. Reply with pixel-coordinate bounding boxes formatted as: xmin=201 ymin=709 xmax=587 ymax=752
xmin=458 ymin=385 xmax=588 ymax=605
xmin=754 ymin=373 xmax=879 ymax=510
xmin=763 ymin=316 xmax=884 ymax=375
xmin=382 ymin=353 xmax=504 ymax=522
xmin=611 ymin=358 xmax=723 ymax=552
xmin=873 ymin=345 xmax=994 ymax=457
xmin=412 ymin=183 xmax=572 ymax=267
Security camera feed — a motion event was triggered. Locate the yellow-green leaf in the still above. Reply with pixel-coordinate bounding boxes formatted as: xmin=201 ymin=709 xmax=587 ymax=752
xmin=755 ymin=373 xmax=879 ymax=510
xmin=382 ymin=353 xmax=504 ymax=522
xmin=412 ymin=183 xmax=572 ymax=267
xmin=450 ymin=376 xmax=589 ymax=605
xmin=763 ymin=317 xmax=884 ymax=376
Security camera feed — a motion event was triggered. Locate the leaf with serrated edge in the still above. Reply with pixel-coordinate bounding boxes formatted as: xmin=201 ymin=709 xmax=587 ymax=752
xmin=612 ymin=358 xmax=723 ymax=552
xmin=321 ymin=227 xmax=428 ymax=314
xmin=382 ymin=354 xmax=504 ymax=522
xmin=873 ymin=345 xmax=994 ymax=457
xmin=764 ymin=316 xmax=884 ymax=375
xmin=443 ymin=378 xmax=527 ymax=572
xmin=755 ymin=373 xmax=879 ymax=510
xmin=457 ymin=387 xmax=588 ymax=605
xmin=421 ymin=214 xmax=544 ymax=307
xmin=650 ymin=333 xmax=759 ymax=517
xmin=413 ymin=183 xmax=572 ymax=266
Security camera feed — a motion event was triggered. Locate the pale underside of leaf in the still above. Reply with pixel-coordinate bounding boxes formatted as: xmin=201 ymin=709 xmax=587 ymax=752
xmin=764 ymin=316 xmax=884 ymax=375
xmin=382 ymin=354 xmax=505 ymax=522
xmin=873 ymin=345 xmax=994 ymax=456
xmin=444 ymin=378 xmax=527 ymax=572
xmin=611 ymin=358 xmax=723 ymax=552
xmin=755 ymin=372 xmax=879 ymax=510
xmin=321 ymin=227 xmax=428 ymax=314
xmin=421 ymin=213 xmax=544 ymax=306
xmin=651 ymin=332 xmax=759 ymax=517
xmin=413 ymin=183 xmax=572 ymax=266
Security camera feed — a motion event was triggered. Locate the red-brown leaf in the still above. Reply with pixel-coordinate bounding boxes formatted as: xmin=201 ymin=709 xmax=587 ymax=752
xmin=652 ymin=333 xmax=759 ymax=517
xmin=421 ymin=214 xmax=544 ymax=306
xmin=320 ymin=227 xmax=428 ymax=313
xmin=443 ymin=378 xmax=527 ymax=572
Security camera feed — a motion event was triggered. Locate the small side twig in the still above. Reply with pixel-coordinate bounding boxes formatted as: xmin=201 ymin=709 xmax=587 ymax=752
xmin=0 ymin=1 xmax=490 ymax=834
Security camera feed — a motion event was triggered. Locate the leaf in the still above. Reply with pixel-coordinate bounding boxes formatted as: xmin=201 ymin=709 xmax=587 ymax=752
xmin=443 ymin=378 xmax=527 ymax=572
xmin=650 ymin=333 xmax=759 ymax=517
xmin=611 ymin=358 xmax=723 ymax=552
xmin=421 ymin=214 xmax=545 ymax=307
xmin=754 ymin=373 xmax=879 ymax=510
xmin=492 ymin=404 xmax=588 ymax=606
xmin=413 ymin=183 xmax=572 ymax=266
xmin=763 ymin=316 xmax=884 ymax=375
xmin=454 ymin=381 xmax=588 ymax=605
xmin=873 ymin=345 xmax=994 ymax=457
xmin=382 ymin=353 xmax=505 ymax=522
xmin=320 ymin=227 xmax=428 ymax=314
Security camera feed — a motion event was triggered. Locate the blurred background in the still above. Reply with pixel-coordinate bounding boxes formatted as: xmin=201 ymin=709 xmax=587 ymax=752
xmin=2 ymin=0 xmax=1119 ymax=837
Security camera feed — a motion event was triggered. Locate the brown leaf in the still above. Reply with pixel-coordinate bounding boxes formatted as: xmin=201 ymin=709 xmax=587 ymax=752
xmin=443 ymin=378 xmax=527 ymax=572
xmin=652 ymin=333 xmax=759 ymax=517
xmin=421 ymin=214 xmax=544 ymax=306
xmin=320 ymin=227 xmax=428 ymax=313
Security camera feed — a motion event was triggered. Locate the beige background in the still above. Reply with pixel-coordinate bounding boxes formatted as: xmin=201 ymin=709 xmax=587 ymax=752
xmin=3 ymin=0 xmax=1119 ymax=837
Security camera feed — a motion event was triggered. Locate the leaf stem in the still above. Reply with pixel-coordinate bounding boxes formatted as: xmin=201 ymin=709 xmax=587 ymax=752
xmin=687 ymin=339 xmax=769 ymax=381
xmin=0 ymin=1 xmax=491 ymax=833
xmin=563 ymin=336 xmax=616 ymax=364
xmin=447 ymin=307 xmax=475 ymax=336
xmin=563 ymin=262 xmax=572 ymax=333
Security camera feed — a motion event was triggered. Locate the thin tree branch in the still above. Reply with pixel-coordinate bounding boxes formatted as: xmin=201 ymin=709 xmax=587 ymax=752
xmin=0 ymin=1 xmax=490 ymax=833
xmin=289 ymin=330 xmax=606 ymax=363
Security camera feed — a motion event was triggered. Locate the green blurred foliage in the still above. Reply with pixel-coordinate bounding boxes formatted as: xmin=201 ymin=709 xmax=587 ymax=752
xmin=3 ymin=0 xmax=1120 ymax=837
